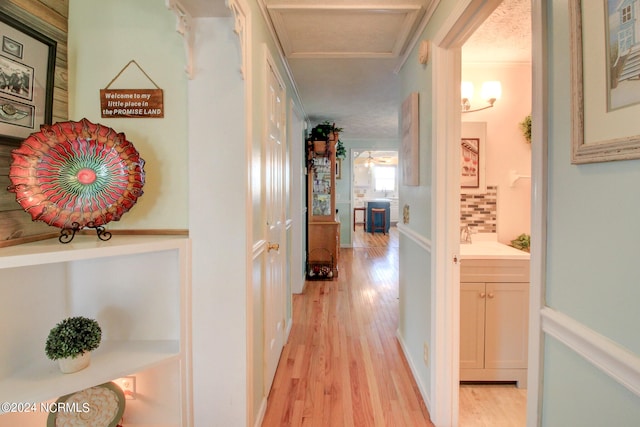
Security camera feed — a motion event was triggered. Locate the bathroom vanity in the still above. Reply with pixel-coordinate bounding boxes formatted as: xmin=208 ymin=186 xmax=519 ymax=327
xmin=459 ymin=237 xmax=530 ymax=388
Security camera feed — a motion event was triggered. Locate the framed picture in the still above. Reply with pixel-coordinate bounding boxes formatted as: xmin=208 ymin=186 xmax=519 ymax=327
xmin=0 ymin=12 xmax=55 ymax=141
xmin=461 ymin=121 xmax=487 ymax=192
xmin=335 ymin=158 xmax=342 ymax=179
xmin=461 ymin=138 xmax=479 ymax=188
xmin=570 ymin=0 xmax=640 ymax=163
xmin=401 ymin=92 xmax=419 ymax=185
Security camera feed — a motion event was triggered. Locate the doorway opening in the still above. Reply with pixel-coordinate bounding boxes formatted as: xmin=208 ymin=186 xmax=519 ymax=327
xmin=351 ymin=149 xmax=399 ymax=248
xmin=453 ymin=1 xmax=534 ymax=426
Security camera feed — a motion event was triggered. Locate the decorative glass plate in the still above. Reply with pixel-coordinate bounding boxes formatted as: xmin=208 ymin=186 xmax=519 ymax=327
xmin=7 ymin=119 xmax=145 ymax=236
xmin=47 ymin=381 xmax=125 ymax=427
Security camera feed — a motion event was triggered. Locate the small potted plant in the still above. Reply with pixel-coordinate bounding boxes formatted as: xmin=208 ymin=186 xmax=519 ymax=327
xmin=309 ymin=121 xmax=346 ymax=158
xmin=45 ymin=316 xmax=102 ymax=374
xmin=519 ymin=115 xmax=532 ymax=144
xmin=510 ymin=233 xmax=531 ymax=252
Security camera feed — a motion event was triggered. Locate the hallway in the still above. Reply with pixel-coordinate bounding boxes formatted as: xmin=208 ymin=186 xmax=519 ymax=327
xmin=262 ymin=227 xmax=434 ymax=426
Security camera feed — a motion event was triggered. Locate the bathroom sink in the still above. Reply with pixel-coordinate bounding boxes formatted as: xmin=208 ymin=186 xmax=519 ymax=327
xmin=459 ymin=235 xmax=530 ymax=260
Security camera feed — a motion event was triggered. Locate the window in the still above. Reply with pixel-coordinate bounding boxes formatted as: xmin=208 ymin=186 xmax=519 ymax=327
xmin=374 ymin=166 xmax=396 ymax=192
xmin=622 ymin=5 xmax=632 ymax=24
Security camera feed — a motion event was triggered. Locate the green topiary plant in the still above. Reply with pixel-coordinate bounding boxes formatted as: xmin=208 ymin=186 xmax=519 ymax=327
xmin=519 ymin=115 xmax=532 ymax=143
xmin=45 ymin=316 xmax=102 ymax=360
xmin=510 ymin=233 xmax=531 ymax=252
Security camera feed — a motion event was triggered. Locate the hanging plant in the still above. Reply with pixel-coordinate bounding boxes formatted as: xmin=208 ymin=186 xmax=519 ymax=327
xmin=519 ymin=115 xmax=532 ymax=144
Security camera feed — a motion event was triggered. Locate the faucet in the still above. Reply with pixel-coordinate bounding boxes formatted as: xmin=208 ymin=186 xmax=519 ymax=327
xmin=460 ymin=225 xmax=473 ymax=244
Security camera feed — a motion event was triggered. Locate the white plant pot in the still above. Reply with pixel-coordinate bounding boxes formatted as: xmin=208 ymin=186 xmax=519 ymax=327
xmin=58 ymin=352 xmax=91 ymax=374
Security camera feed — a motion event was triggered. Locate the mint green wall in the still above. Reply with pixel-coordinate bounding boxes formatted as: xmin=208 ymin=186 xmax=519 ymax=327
xmin=396 ymin=45 xmax=434 ymax=405
xmin=542 ymin=1 xmax=640 ymax=423
xmin=395 ymin=0 xmax=458 ymax=408
xmin=68 ymin=0 xmax=188 ymax=229
xmin=542 ymin=339 xmax=640 ymax=426
xmin=336 ymin=138 xmax=399 ymax=246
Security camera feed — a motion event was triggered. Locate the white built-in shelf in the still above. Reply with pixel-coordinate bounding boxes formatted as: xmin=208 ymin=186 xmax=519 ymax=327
xmin=0 ymin=235 xmax=189 ymax=269
xmin=0 ymin=340 xmax=179 ymax=413
xmin=0 ymin=235 xmax=191 ymax=424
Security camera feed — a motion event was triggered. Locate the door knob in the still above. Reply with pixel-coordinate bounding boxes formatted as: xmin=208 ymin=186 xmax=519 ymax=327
xmin=267 ymin=242 xmax=280 ymax=252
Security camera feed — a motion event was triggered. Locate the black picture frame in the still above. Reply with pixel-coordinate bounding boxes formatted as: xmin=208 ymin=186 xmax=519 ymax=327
xmin=0 ymin=11 xmax=55 ymax=143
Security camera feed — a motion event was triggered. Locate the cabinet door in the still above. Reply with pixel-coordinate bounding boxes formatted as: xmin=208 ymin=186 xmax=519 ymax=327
xmin=484 ymin=283 xmax=529 ymax=369
xmin=460 ymin=282 xmax=486 ymax=370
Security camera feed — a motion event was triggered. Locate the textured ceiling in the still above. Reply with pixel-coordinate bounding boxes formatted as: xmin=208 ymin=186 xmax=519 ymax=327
xmin=180 ymin=0 xmax=531 ymax=139
xmin=462 ymin=0 xmax=531 ymax=63
xmin=268 ymin=5 xmax=423 ymax=58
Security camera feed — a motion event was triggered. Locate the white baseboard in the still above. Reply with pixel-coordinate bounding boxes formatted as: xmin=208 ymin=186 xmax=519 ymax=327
xmin=254 ymin=396 xmax=267 ymax=427
xmin=396 ymin=329 xmax=432 ymax=412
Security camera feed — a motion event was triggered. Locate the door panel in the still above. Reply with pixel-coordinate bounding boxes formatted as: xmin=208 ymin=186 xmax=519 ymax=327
xmin=460 ymin=282 xmax=485 ymax=370
xmin=264 ymin=61 xmax=286 ymax=394
xmin=484 ymin=283 xmax=529 ymax=369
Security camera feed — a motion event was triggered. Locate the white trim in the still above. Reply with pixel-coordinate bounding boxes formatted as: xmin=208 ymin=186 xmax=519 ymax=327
xmin=255 ymin=0 xmax=307 ymax=113
xmin=396 ymin=223 xmax=432 ymax=252
xmin=394 ymin=0 xmax=441 ymax=73
xmin=226 ymin=0 xmax=254 ymax=423
xmin=430 ymin=2 xmax=512 ymax=426
xmin=541 ymin=307 xmax=640 ymax=398
xmin=253 ymin=397 xmax=267 ymax=427
xmin=430 ymin=41 xmax=460 ymax=427
xmin=396 ymin=330 xmax=432 ymax=412
xmin=527 ymin=0 xmax=547 ymax=425
xmin=253 ymin=240 xmax=267 ymax=259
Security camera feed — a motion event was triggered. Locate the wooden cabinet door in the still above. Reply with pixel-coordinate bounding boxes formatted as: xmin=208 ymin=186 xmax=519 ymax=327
xmin=460 ymin=282 xmax=486 ymax=370
xmin=484 ymin=283 xmax=529 ymax=369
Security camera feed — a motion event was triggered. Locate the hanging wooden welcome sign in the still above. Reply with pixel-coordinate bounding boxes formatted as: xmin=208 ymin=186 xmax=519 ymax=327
xmin=100 ymin=60 xmax=164 ymax=118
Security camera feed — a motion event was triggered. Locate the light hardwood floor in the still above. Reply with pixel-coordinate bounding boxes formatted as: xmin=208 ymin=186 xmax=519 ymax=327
xmin=459 ymin=383 xmax=527 ymax=426
xmin=262 ymin=226 xmax=526 ymax=426
xmin=262 ymin=226 xmax=433 ymax=426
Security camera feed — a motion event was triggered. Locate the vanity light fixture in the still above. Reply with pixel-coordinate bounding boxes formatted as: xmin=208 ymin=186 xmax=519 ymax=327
xmin=461 ymin=80 xmax=502 ymax=113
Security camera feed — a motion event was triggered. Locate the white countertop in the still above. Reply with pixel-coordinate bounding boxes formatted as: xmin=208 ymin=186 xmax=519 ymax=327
xmin=459 ymin=234 xmax=530 ymax=260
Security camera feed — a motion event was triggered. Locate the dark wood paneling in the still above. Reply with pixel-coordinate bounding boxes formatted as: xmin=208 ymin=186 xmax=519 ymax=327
xmin=0 ymin=0 xmax=68 ymax=246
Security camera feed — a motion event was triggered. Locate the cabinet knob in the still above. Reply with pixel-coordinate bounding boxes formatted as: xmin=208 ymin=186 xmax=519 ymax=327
xmin=479 ymin=292 xmax=486 ymax=298
xmin=487 ymin=292 xmax=495 ymax=299
xmin=267 ymin=242 xmax=280 ymax=252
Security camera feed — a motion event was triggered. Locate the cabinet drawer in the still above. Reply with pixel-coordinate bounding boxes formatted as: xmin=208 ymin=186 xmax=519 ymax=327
xmin=460 ymin=259 xmax=529 ymax=283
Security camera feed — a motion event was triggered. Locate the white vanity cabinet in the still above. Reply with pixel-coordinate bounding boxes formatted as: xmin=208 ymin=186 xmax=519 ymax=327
xmin=460 ymin=258 xmax=529 ymax=388
xmin=0 ymin=235 xmax=192 ymax=426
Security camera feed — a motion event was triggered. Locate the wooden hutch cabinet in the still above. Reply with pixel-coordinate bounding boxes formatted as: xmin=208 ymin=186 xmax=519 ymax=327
xmin=307 ymin=131 xmax=340 ymax=279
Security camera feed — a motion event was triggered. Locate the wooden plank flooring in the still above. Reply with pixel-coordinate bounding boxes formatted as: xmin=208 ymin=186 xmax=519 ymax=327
xmin=459 ymin=383 xmax=527 ymax=426
xmin=262 ymin=226 xmax=434 ymax=426
xmin=263 ymin=226 xmax=526 ymax=426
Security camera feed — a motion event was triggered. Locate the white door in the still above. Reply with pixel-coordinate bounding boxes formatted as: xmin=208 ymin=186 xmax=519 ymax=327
xmin=264 ymin=59 xmax=286 ymax=394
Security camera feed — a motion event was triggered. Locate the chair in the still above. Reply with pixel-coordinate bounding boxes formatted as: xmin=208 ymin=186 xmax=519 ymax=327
xmin=366 ymin=201 xmax=390 ymax=234
xmin=353 ymin=207 xmax=366 ymax=231
xmin=371 ymin=208 xmax=386 ymax=235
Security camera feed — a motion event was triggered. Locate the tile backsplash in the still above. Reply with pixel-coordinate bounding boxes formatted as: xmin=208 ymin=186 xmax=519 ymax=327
xmin=460 ymin=185 xmax=497 ymax=233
